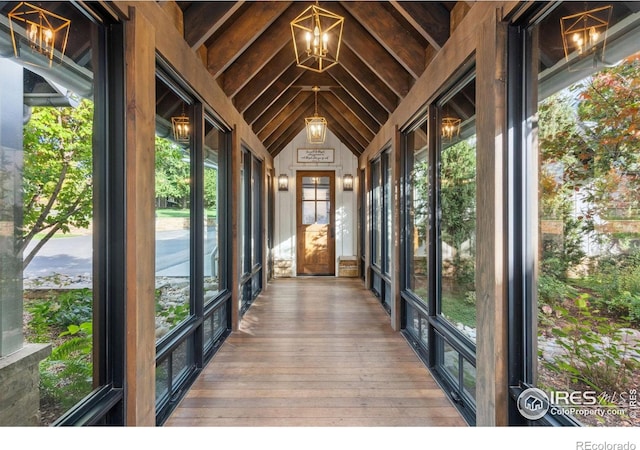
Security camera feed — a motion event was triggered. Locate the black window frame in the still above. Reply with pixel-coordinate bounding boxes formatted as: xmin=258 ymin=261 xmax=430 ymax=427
xmin=52 ymin=3 xmax=126 ymax=426
xmin=153 ymin=60 xmax=232 ymax=425
xmin=369 ymin=147 xmax=392 ymax=313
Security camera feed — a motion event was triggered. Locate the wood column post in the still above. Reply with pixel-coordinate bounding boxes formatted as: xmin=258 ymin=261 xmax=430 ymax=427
xmin=230 ymin=127 xmax=240 ymax=331
xmin=124 ymin=6 xmax=156 ymax=426
xmin=391 ymin=126 xmax=402 ymax=331
xmin=475 ymin=7 xmax=509 ymax=426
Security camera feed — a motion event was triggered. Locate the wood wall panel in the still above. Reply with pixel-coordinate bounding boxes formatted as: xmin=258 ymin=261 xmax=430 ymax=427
xmin=475 ymin=9 xmax=508 ymax=427
xmin=124 ymin=6 xmax=156 ymax=426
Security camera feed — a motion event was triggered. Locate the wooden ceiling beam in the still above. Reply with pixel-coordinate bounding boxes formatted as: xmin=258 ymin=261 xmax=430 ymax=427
xmin=319 ymin=109 xmax=364 ymax=156
xmin=336 ymin=44 xmax=398 ymax=113
xmin=242 ymin=64 xmax=305 ymax=124
xmin=390 ymin=1 xmax=450 ymax=50
xmin=291 ymin=71 xmax=339 ymax=90
xmin=268 ymin=122 xmax=306 ymax=158
xmin=184 ymin=1 xmax=245 ymax=50
xmin=221 ymin=3 xmax=306 ymax=97
xmin=258 ymin=91 xmax=313 ymax=142
xmin=321 ymin=91 xmax=374 ymax=144
xmin=326 ymin=64 xmax=389 ymax=125
xmin=329 ymin=87 xmax=381 ymax=135
xmin=327 ymin=2 xmax=413 ymax=98
xmin=206 ymin=1 xmax=292 ymax=78
xmin=332 ymin=128 xmax=363 ymax=156
xmin=155 ymin=86 xmax=183 ymax=121
xmin=319 ymin=103 xmax=369 ymax=150
xmin=252 ymin=87 xmax=302 ymax=134
xmin=264 ymin=101 xmax=315 ymax=149
xmin=340 ymin=1 xmax=426 ymax=79
xmin=233 ymin=46 xmax=297 ymax=113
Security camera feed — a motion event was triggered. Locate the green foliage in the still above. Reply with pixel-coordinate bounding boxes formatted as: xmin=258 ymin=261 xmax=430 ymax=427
xmin=40 ymin=322 xmax=93 ymax=411
xmin=155 ymin=136 xmax=191 ymax=206
xmin=20 ymin=100 xmax=95 ymax=269
xmin=586 ymin=250 xmax=640 ymax=324
xmin=540 ymin=57 xmax=640 ymax=219
xmin=25 ymin=288 xmax=93 ymax=335
xmin=411 ymin=159 xmax=430 ymax=243
xmin=538 ymin=274 xmax=578 ymax=306
xmin=156 ymin=300 xmax=190 ymax=327
xmin=440 ymin=139 xmax=476 ymax=287
xmin=204 ymin=166 xmax=218 ymax=211
xmin=544 ymin=294 xmax=638 ymax=393
xmin=440 ymin=140 xmax=476 ymax=252
xmin=441 ymin=292 xmax=476 ymax=328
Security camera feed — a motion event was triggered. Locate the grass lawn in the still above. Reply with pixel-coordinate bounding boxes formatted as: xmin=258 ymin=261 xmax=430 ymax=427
xmin=156 ymin=208 xmax=190 ymax=218
xmin=442 ymin=291 xmax=476 ymax=328
xmin=156 ymin=209 xmax=217 ymax=219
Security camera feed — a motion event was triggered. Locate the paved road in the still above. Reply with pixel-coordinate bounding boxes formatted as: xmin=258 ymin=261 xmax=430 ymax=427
xmin=24 ymin=228 xmax=217 ymax=279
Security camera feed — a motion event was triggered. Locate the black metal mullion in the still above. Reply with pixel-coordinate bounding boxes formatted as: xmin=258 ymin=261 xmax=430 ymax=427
xmin=506 ymin=23 xmax=528 ymax=425
xmin=427 ymin=104 xmax=439 ymax=368
xmin=192 ymin=104 xmax=205 ymax=370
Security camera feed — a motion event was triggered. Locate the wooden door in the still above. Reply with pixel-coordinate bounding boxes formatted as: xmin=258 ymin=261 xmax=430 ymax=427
xmin=296 ymin=171 xmax=335 ymax=275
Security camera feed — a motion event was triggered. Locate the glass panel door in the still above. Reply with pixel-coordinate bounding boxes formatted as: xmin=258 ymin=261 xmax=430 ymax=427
xmin=296 ymin=172 xmax=335 ymax=275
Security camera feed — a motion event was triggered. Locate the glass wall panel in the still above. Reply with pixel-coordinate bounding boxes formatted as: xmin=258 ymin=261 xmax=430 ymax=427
xmin=239 ymin=147 xmax=262 ymax=314
xmin=370 ymin=150 xmax=392 ymax=311
xmin=372 ymin=159 xmax=382 ymax=268
xmin=171 ymin=339 xmax=191 ymax=386
xmin=204 ymin=119 xmax=222 ymax=303
xmin=528 ymin=2 xmax=640 ymax=427
xmin=443 ymin=340 xmax=460 ymax=383
xmin=252 ymin=156 xmax=262 ymax=268
xmin=405 ymin=119 xmax=430 ymax=304
xmin=240 ymin=150 xmax=247 ymax=280
xmin=154 ymin=75 xmax=192 ymax=342
xmin=0 ymin=2 xmax=116 ymax=425
xmin=384 ymin=153 xmax=392 ymax=273
xmin=155 ymin=358 xmax=170 ymax=403
xmin=463 ymin=359 xmax=476 ymax=401
xmin=406 ymin=304 xmax=420 ymax=339
xmin=438 ymin=78 xmax=477 ymax=344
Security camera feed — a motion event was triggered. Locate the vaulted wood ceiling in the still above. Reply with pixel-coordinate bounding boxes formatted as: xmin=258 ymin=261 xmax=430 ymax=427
xmin=176 ymin=1 xmax=462 ymax=157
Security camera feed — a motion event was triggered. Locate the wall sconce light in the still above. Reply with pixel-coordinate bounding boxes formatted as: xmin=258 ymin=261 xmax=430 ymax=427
xmin=8 ymin=2 xmax=71 ymax=68
xmin=343 ymin=174 xmax=353 ymax=191
xmin=278 ymin=174 xmax=289 ymax=191
xmin=561 ymin=5 xmax=612 ymax=70
xmin=171 ymin=104 xmax=190 ymax=144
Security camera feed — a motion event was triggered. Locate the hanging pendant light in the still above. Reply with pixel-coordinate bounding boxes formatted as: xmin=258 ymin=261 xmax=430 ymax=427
xmin=560 ymin=4 xmax=613 ymax=70
xmin=172 ymin=104 xmax=191 ymax=144
xmin=441 ymin=116 xmax=461 ymax=141
xmin=305 ymin=86 xmax=327 ymax=144
xmin=8 ymin=2 xmax=71 ymax=68
xmin=291 ymin=1 xmax=344 ymax=73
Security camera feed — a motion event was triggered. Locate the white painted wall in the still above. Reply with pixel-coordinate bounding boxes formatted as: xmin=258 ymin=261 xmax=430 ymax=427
xmin=273 ymin=128 xmax=358 ymax=276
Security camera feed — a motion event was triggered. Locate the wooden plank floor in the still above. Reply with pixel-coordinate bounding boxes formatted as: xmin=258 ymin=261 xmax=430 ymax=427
xmin=164 ymin=278 xmax=467 ymax=426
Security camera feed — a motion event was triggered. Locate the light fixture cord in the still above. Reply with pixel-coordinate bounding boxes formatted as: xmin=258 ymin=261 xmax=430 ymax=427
xmin=314 ymin=89 xmax=318 ymax=115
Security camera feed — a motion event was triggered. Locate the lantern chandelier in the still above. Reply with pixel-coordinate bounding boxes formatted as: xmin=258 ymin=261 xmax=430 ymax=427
xmin=290 ymin=1 xmax=344 ymax=73
xmin=305 ymin=86 xmax=328 ymax=144
xmin=8 ymin=2 xmax=71 ymax=68
xmin=441 ymin=116 xmax=461 ymax=141
xmin=172 ymin=104 xmax=190 ymax=144
xmin=560 ymin=4 xmax=612 ymax=70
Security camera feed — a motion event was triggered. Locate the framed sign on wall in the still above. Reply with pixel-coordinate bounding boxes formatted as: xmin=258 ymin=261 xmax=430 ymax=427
xmin=297 ymin=148 xmax=335 ymax=163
